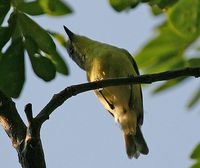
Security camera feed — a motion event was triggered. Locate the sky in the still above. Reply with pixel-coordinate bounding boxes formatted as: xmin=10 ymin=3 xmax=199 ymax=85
xmin=0 ymin=0 xmax=200 ymax=168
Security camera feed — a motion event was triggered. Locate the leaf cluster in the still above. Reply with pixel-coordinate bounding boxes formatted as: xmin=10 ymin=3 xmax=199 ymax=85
xmin=0 ymin=0 xmax=72 ymax=98
xmin=109 ymin=0 xmax=200 ymax=109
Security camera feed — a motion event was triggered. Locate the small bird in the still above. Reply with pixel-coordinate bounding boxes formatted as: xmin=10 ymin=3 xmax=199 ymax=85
xmin=64 ymin=26 xmax=149 ymax=158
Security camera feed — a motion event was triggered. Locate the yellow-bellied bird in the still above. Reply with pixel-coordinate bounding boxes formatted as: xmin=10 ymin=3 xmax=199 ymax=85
xmin=64 ymin=26 xmax=149 ymax=158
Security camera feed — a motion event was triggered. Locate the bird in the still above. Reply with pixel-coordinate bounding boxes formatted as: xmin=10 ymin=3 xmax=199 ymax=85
xmin=63 ymin=26 xmax=149 ymax=158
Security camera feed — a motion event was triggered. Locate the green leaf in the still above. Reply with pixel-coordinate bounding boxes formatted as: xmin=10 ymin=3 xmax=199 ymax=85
xmin=17 ymin=13 xmax=68 ymax=75
xmin=149 ymin=0 xmax=179 ymax=9
xmin=191 ymin=143 xmax=200 ymax=159
xmin=168 ymin=0 xmax=200 ymax=38
xmin=188 ymin=86 xmax=200 ymax=108
xmin=39 ymin=0 xmax=72 ymax=16
xmin=25 ymin=38 xmax=56 ymax=81
xmin=45 ymin=50 xmax=69 ymax=75
xmin=30 ymin=55 xmax=56 ymax=81
xmin=17 ymin=1 xmax=44 ymax=16
xmin=109 ymin=0 xmax=140 ymax=12
xmin=8 ymin=12 xmax=22 ymax=40
xmin=188 ymin=58 xmax=200 ymax=68
xmin=145 ymin=54 xmax=186 ymax=74
xmin=0 ymin=0 xmax=10 ymax=25
xmin=0 ymin=26 xmax=12 ymax=50
xmin=135 ymin=23 xmax=189 ymax=72
xmin=49 ymin=31 xmax=67 ymax=47
xmin=152 ymin=77 xmax=186 ymax=94
xmin=191 ymin=162 xmax=200 ymax=168
xmin=150 ymin=5 xmax=163 ymax=16
xmin=17 ymin=12 xmax=56 ymax=54
xmin=0 ymin=38 xmax=25 ymax=98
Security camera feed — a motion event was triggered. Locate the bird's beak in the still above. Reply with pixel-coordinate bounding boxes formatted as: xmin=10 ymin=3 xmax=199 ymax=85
xmin=63 ymin=26 xmax=74 ymax=41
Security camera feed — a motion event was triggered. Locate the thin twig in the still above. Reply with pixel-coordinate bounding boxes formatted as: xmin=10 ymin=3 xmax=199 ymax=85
xmin=24 ymin=103 xmax=33 ymax=124
xmin=35 ymin=67 xmax=200 ymax=125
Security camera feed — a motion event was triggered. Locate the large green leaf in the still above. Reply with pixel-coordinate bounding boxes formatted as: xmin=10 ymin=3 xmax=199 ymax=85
xmin=17 ymin=12 xmax=56 ymax=54
xmin=109 ymin=0 xmax=140 ymax=12
xmin=25 ymin=38 xmax=56 ymax=81
xmin=0 ymin=27 xmax=12 ymax=50
xmin=0 ymin=0 xmax=10 ymax=25
xmin=0 ymin=38 xmax=25 ymax=98
xmin=168 ymin=0 xmax=200 ymax=38
xmin=8 ymin=12 xmax=22 ymax=40
xmin=17 ymin=1 xmax=44 ymax=15
xmin=39 ymin=0 xmax=72 ymax=16
xmin=17 ymin=12 xmax=68 ymax=75
xmin=135 ymin=23 xmax=189 ymax=72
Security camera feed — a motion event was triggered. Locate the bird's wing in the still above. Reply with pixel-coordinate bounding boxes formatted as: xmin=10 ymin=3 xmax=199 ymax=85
xmin=121 ymin=49 xmax=140 ymax=75
xmin=122 ymin=49 xmax=144 ymax=125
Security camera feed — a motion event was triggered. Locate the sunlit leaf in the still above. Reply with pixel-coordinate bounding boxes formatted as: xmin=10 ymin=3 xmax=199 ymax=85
xmin=49 ymin=31 xmax=67 ymax=47
xmin=168 ymin=0 xmax=200 ymax=38
xmin=39 ymin=0 xmax=72 ymax=16
xmin=0 ymin=0 xmax=10 ymax=25
xmin=25 ymin=38 xmax=56 ymax=81
xmin=17 ymin=1 xmax=44 ymax=15
xmin=0 ymin=38 xmax=25 ymax=98
xmin=0 ymin=27 xmax=12 ymax=50
xmin=109 ymin=0 xmax=140 ymax=12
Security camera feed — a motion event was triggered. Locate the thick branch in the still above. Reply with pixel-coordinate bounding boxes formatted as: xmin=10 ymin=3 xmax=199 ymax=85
xmin=0 ymin=92 xmax=46 ymax=168
xmin=35 ymin=67 xmax=200 ymax=125
xmin=0 ymin=91 xmax=26 ymax=150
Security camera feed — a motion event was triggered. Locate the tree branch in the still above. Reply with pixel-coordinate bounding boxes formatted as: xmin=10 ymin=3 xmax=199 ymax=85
xmin=0 ymin=67 xmax=199 ymax=168
xmin=0 ymin=91 xmax=26 ymax=150
xmin=0 ymin=92 xmax=46 ymax=168
xmin=35 ymin=67 xmax=200 ymax=125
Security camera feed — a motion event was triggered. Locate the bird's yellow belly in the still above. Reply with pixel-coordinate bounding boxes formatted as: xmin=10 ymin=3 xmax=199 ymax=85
xmin=88 ymin=61 xmax=137 ymax=133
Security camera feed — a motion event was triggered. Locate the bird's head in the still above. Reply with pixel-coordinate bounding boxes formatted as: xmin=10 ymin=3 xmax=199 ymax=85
xmin=64 ymin=26 xmax=92 ymax=70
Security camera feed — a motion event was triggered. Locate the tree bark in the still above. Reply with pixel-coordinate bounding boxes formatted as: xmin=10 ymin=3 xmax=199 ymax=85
xmin=0 ymin=92 xmax=46 ymax=168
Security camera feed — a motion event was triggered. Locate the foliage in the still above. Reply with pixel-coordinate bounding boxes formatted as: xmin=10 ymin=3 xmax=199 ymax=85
xmin=108 ymin=1 xmax=200 ymax=167
xmin=191 ymin=143 xmax=200 ymax=168
xmin=0 ymin=0 xmax=72 ymax=98
xmin=109 ymin=0 xmax=200 ymax=109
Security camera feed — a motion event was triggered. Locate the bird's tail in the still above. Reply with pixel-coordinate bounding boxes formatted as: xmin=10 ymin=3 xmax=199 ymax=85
xmin=124 ymin=126 xmax=149 ymax=159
